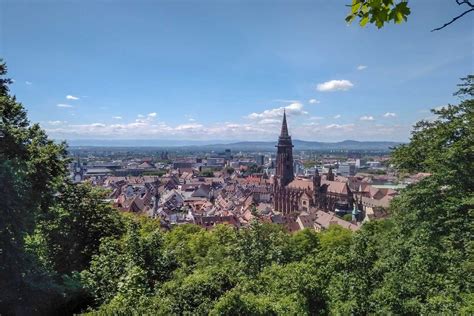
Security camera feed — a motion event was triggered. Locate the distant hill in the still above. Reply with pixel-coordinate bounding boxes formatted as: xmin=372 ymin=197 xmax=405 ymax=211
xmin=200 ymin=140 xmax=402 ymax=151
xmin=67 ymin=139 xmax=402 ymax=151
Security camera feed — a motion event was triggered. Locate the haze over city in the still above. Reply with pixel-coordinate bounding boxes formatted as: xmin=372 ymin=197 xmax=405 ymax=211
xmin=2 ymin=1 xmax=471 ymax=142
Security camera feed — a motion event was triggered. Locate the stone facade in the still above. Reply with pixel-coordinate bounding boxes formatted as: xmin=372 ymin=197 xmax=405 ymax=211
xmin=273 ymin=113 xmax=353 ymax=214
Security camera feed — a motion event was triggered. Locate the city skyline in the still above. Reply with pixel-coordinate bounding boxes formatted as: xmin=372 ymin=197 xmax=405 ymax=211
xmin=1 ymin=1 xmax=472 ymax=142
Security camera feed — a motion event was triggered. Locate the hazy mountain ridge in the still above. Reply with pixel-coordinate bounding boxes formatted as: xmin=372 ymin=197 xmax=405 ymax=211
xmin=66 ymin=139 xmax=402 ymax=151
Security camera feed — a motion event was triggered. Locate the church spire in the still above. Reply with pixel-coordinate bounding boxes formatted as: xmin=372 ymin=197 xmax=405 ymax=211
xmin=274 ymin=110 xmax=294 ymax=189
xmin=280 ymin=109 xmax=289 ymax=137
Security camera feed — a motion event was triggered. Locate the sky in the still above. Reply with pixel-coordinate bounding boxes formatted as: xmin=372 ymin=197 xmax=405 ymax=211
xmin=1 ymin=0 xmax=473 ymax=142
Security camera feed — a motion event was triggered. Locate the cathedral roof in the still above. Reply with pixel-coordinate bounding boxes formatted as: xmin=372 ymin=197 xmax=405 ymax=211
xmin=288 ymin=178 xmax=313 ymax=190
xmin=321 ymin=180 xmax=350 ymax=195
xmin=287 ymin=178 xmax=350 ymax=195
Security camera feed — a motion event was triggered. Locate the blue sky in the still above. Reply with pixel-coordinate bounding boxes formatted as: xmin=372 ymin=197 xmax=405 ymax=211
xmin=1 ymin=0 xmax=472 ymax=142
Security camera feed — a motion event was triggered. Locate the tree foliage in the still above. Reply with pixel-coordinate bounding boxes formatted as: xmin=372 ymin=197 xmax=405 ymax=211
xmin=0 ymin=59 xmax=69 ymax=313
xmin=346 ymin=0 xmax=474 ymax=31
xmin=0 ymin=60 xmax=124 ymax=314
xmin=346 ymin=0 xmax=411 ymax=28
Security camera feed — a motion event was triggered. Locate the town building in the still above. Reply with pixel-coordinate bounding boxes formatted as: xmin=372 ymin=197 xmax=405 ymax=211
xmin=273 ymin=112 xmax=353 ymax=214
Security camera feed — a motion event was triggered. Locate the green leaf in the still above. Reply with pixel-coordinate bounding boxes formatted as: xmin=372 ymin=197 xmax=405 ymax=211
xmin=360 ymin=16 xmax=369 ymax=27
xmin=395 ymin=11 xmax=404 ymax=24
xmin=351 ymin=1 xmax=362 ymax=14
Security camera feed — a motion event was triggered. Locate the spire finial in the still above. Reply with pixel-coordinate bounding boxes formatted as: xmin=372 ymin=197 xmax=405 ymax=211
xmin=280 ymin=109 xmax=289 ymax=137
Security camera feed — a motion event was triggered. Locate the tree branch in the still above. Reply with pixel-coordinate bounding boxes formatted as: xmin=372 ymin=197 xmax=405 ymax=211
xmin=455 ymin=0 xmax=474 ymax=8
xmin=431 ymin=8 xmax=474 ymax=31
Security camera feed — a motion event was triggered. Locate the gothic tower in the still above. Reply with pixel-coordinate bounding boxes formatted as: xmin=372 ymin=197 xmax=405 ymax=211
xmin=327 ymin=167 xmax=335 ymax=181
xmin=313 ymin=168 xmax=321 ymax=188
xmin=275 ymin=110 xmax=294 ymax=187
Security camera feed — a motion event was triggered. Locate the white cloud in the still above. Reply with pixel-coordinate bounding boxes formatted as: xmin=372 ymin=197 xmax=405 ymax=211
xmin=25 ymin=81 xmax=32 ymax=85
xmin=57 ymin=103 xmax=73 ymax=108
xmin=383 ymin=112 xmax=397 ymax=118
xmin=247 ymin=102 xmax=307 ymax=120
xmin=273 ymin=99 xmax=299 ymax=103
xmin=357 ymin=65 xmax=367 ymax=71
xmin=309 ymin=116 xmax=324 ymax=120
xmin=112 ymin=116 xmax=123 ymax=120
xmin=46 ymin=120 xmax=273 ymax=140
xmin=316 ymin=80 xmax=354 ymax=92
xmin=47 ymin=120 xmax=66 ymax=126
xmin=258 ymin=118 xmax=281 ymax=125
xmin=66 ymin=95 xmax=79 ymax=100
xmin=175 ymin=123 xmax=204 ymax=131
xmin=135 ymin=112 xmax=158 ymax=124
xmin=360 ymin=115 xmax=375 ymax=121
xmin=45 ymin=117 xmax=410 ymax=142
xmin=308 ymin=99 xmax=320 ymax=104
xmin=325 ymin=123 xmax=355 ymax=130
xmin=333 ymin=114 xmax=341 ymax=119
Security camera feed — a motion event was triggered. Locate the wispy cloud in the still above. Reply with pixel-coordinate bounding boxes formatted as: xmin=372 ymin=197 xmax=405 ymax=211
xmin=135 ymin=112 xmax=158 ymax=123
xmin=47 ymin=120 xmax=67 ymax=125
xmin=357 ymin=65 xmax=367 ymax=70
xmin=45 ymin=117 xmax=408 ymax=141
xmin=316 ymin=80 xmax=354 ymax=92
xmin=333 ymin=114 xmax=341 ymax=119
xmin=66 ymin=95 xmax=79 ymax=100
xmin=57 ymin=103 xmax=73 ymax=108
xmin=247 ymin=102 xmax=308 ymax=120
xmin=273 ymin=99 xmax=299 ymax=103
xmin=25 ymin=81 xmax=32 ymax=85
xmin=174 ymin=123 xmax=204 ymax=131
xmin=360 ymin=115 xmax=374 ymax=121
xmin=383 ymin=112 xmax=397 ymax=118
xmin=325 ymin=123 xmax=355 ymax=130
xmin=112 ymin=116 xmax=123 ymax=120
xmin=258 ymin=118 xmax=281 ymax=125
xmin=308 ymin=99 xmax=320 ymax=104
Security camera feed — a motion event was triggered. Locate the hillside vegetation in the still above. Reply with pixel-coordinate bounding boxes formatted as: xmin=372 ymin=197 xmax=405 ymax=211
xmin=1 ymin=61 xmax=472 ymax=315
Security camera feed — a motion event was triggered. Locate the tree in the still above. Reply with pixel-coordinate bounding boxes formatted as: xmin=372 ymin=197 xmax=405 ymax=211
xmin=0 ymin=60 xmax=69 ymax=314
xmin=346 ymin=0 xmax=474 ymax=31
xmin=33 ymin=183 xmax=125 ymax=275
xmin=236 ymin=221 xmax=290 ymax=276
xmin=326 ymin=77 xmax=474 ymax=314
xmin=346 ymin=0 xmax=410 ymax=28
xmin=82 ymin=216 xmax=175 ymax=310
xmin=391 ymin=75 xmax=473 ymax=192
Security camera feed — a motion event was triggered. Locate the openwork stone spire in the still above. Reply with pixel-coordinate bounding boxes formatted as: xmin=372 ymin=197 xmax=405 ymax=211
xmin=280 ymin=109 xmax=289 ymax=137
xmin=275 ymin=110 xmax=294 ymax=188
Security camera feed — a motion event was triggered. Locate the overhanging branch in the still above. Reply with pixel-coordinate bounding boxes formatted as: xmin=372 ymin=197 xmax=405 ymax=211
xmin=431 ymin=7 xmax=474 ymax=31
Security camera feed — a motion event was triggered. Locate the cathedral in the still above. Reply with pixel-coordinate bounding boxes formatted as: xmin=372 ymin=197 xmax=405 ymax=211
xmin=273 ymin=111 xmax=354 ymax=214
